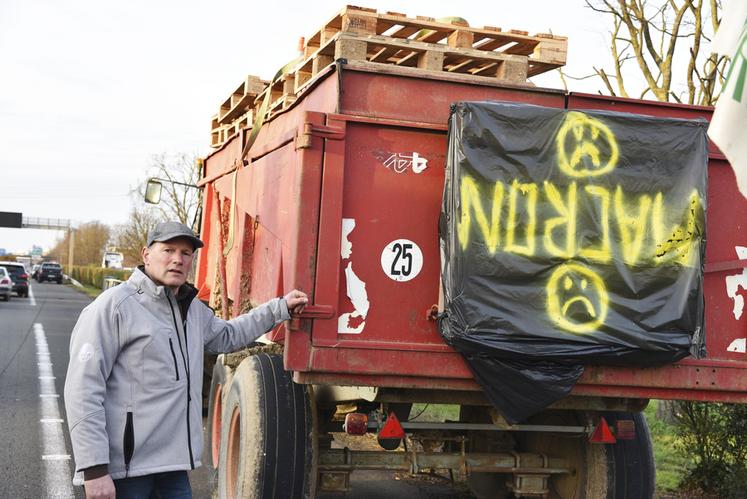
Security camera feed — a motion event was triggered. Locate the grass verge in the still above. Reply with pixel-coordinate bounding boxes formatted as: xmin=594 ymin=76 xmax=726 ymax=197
xmin=645 ymin=400 xmax=690 ymax=495
xmin=66 ymin=282 xmax=103 ymax=299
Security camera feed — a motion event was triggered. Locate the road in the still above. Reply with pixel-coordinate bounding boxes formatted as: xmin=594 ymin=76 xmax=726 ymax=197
xmin=0 ymin=282 xmax=471 ymax=499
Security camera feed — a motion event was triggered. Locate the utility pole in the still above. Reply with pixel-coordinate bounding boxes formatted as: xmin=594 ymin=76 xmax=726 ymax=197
xmin=68 ymin=226 xmax=75 ymax=272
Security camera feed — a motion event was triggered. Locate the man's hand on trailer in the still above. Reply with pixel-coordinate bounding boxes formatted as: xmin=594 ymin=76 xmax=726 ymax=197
xmin=284 ymin=289 xmax=308 ymax=315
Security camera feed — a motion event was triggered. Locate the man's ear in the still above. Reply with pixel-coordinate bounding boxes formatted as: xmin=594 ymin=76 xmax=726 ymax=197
xmin=141 ymin=246 xmax=150 ymax=265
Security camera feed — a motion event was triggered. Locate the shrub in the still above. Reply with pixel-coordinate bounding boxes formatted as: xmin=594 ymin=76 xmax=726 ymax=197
xmin=675 ymin=401 xmax=747 ymax=498
xmin=69 ymin=265 xmax=132 ymax=289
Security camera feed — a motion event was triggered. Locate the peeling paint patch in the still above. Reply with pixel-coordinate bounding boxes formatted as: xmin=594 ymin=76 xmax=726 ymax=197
xmin=337 ymin=218 xmax=369 ymax=335
xmin=344 ymin=262 xmax=369 ymax=316
xmin=338 ymin=312 xmax=365 ymax=334
xmin=728 ymin=338 xmax=746 ymax=353
xmin=725 ymin=246 xmax=747 ymax=320
xmin=338 ymin=262 xmax=369 ymax=334
xmin=341 ymin=218 xmax=355 ymax=259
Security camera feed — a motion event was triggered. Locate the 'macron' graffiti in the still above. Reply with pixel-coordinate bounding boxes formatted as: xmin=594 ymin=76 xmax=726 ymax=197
xmin=457 ymin=112 xmax=702 ymax=334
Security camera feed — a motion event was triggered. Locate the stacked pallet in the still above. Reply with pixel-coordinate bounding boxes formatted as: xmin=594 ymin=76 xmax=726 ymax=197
xmin=210 ymin=5 xmax=567 ymax=148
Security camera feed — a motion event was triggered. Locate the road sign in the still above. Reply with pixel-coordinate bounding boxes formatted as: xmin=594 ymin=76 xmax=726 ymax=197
xmin=0 ymin=212 xmax=22 ymax=228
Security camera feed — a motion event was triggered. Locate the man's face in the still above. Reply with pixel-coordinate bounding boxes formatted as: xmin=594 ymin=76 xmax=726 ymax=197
xmin=142 ymin=238 xmax=195 ymax=292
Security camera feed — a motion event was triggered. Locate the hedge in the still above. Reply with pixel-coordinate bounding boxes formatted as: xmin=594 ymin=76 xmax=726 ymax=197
xmin=69 ymin=265 xmax=132 ymax=289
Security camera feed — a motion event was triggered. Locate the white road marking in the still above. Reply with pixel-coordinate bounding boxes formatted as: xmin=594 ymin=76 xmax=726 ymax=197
xmin=34 ymin=323 xmax=75 ymax=498
xmin=28 ymin=284 xmax=36 ymax=306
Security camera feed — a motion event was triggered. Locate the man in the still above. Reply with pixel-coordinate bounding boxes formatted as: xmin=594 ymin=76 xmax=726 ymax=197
xmin=64 ymin=221 xmax=308 ymax=499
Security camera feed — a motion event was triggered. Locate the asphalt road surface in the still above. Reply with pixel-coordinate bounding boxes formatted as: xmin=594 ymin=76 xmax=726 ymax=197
xmin=0 ymin=281 xmax=470 ymax=498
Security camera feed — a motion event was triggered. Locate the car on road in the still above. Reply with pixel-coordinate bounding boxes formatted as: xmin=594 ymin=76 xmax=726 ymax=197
xmin=0 ymin=267 xmax=12 ymax=301
xmin=0 ymin=261 xmax=29 ymax=297
xmin=37 ymin=262 xmax=63 ymax=284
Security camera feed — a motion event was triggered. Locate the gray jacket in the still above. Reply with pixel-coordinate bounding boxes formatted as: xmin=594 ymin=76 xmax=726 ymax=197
xmin=64 ymin=268 xmax=289 ymax=482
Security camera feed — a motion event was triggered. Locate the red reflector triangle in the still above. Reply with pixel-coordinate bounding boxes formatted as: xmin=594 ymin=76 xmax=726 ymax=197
xmin=379 ymin=411 xmax=406 ymax=439
xmin=590 ymin=417 xmax=617 ymax=444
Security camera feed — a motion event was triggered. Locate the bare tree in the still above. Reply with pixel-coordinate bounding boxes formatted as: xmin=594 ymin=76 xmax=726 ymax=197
xmin=49 ymin=221 xmax=111 ymax=266
xmin=113 ymin=207 xmax=162 ymax=267
xmin=146 ymin=152 xmax=202 ymax=229
xmin=583 ymin=0 xmax=728 ymax=105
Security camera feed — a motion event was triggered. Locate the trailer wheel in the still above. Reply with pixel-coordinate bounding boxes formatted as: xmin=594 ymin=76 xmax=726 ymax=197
xmin=603 ymin=411 xmax=655 ymax=499
xmin=206 ymin=357 xmax=233 ymax=470
xmin=218 ymin=354 xmax=315 ymax=499
xmin=519 ymin=410 xmax=654 ymax=499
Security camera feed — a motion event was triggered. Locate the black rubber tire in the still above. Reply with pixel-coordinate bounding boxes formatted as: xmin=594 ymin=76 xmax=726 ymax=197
xmin=1 ymin=295 xmax=8 ymax=302
xmin=519 ymin=409 xmax=654 ymax=499
xmin=218 ymin=354 xmax=315 ymax=499
xmin=603 ymin=411 xmax=655 ymax=499
xmin=206 ymin=358 xmax=233 ymax=470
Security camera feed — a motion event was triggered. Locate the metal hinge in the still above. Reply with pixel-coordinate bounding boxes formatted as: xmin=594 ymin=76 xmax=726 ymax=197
xmin=295 ymin=122 xmax=345 ymax=149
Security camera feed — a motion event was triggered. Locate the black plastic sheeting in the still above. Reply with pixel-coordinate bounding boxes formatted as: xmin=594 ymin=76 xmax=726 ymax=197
xmin=439 ymin=102 xmax=708 ymax=423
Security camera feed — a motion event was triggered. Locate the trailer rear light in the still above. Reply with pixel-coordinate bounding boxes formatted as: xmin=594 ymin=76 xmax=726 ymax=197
xmin=615 ymin=419 xmax=636 ymax=440
xmin=343 ymin=413 xmax=368 ymax=435
xmin=589 ymin=416 xmax=616 ymax=444
xmin=378 ymin=411 xmax=405 ymax=439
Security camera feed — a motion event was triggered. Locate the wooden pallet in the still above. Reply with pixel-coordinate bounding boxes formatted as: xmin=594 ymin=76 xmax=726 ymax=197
xmin=304 ymin=5 xmax=566 ymax=77
xmin=296 ymin=32 xmax=531 ymax=87
xmin=211 ymin=109 xmax=256 ymax=148
xmin=209 ymin=5 xmax=567 ymax=148
xmin=217 ymin=75 xmax=266 ymax=125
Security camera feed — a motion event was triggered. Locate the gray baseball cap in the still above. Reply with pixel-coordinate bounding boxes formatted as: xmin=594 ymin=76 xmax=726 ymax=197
xmin=147 ymin=221 xmax=204 ymax=250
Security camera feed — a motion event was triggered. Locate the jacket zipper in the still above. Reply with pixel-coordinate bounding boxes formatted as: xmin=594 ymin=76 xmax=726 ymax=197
xmin=123 ymin=411 xmax=134 ymax=477
xmin=168 ymin=296 xmax=195 ymax=470
xmin=168 ymin=338 xmax=180 ymax=381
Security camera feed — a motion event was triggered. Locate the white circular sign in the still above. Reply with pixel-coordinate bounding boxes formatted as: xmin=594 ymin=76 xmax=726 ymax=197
xmin=381 ymin=239 xmax=423 ymax=282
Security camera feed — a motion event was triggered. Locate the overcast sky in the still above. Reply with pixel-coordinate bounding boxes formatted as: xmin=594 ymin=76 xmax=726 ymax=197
xmin=0 ymin=0 xmax=621 ymax=254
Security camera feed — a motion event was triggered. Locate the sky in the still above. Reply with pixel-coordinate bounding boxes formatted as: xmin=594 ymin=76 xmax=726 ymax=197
xmin=0 ymin=0 xmax=630 ymax=254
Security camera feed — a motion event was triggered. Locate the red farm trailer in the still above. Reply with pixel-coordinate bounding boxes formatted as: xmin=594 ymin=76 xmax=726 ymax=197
xmin=194 ymin=6 xmax=747 ymax=499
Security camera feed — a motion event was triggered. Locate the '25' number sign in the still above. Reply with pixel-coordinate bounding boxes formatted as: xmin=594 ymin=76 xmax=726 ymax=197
xmin=381 ymin=239 xmax=423 ymax=282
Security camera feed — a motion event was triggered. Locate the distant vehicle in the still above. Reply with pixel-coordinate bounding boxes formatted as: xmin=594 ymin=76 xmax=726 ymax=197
xmin=102 ymin=250 xmax=124 ymax=269
xmin=37 ymin=262 xmax=63 ymax=284
xmin=31 ymin=264 xmax=40 ymax=280
xmin=0 ymin=267 xmax=12 ymax=301
xmin=15 ymin=256 xmax=31 ymax=272
xmin=0 ymin=262 xmax=29 ymax=297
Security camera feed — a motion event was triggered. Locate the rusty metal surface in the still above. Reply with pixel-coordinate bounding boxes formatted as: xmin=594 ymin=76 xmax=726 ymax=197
xmin=198 ymin=66 xmax=747 ymax=404
xmin=318 ymin=448 xmax=571 ymax=476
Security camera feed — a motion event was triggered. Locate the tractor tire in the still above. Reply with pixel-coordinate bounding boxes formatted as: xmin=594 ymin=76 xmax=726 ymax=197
xmin=218 ymin=354 xmax=315 ymax=499
xmin=518 ymin=410 xmax=654 ymax=499
xmin=604 ymin=411 xmax=655 ymax=499
xmin=206 ymin=357 xmax=233 ymax=470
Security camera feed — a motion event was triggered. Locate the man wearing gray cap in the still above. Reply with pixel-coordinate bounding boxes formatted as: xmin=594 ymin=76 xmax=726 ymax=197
xmin=64 ymin=221 xmax=308 ymax=499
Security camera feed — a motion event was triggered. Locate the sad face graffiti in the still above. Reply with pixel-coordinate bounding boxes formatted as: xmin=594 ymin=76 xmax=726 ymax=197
xmin=546 ymin=263 xmax=609 ymax=334
xmin=556 ymin=112 xmax=619 ymax=178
